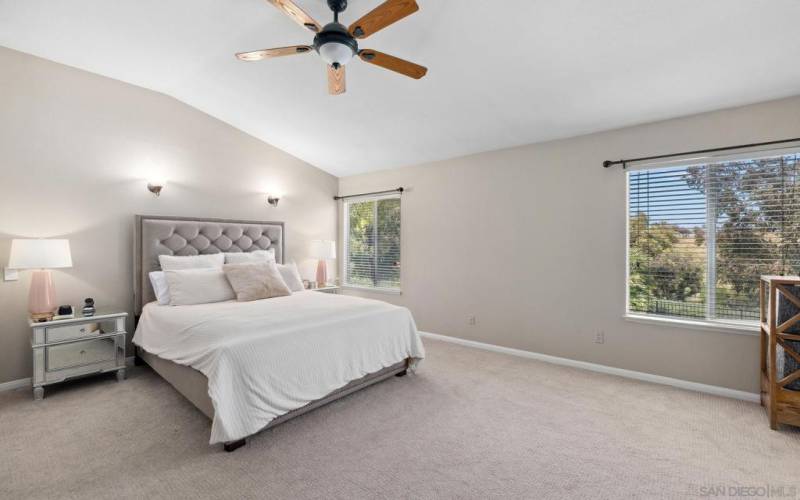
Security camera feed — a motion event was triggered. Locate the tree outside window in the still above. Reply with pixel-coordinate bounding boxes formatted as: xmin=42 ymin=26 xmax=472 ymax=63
xmin=345 ymin=197 xmax=401 ymax=290
xmin=629 ymin=154 xmax=800 ymax=322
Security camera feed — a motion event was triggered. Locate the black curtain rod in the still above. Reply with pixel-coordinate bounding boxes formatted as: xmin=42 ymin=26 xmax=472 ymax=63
xmin=333 ymin=187 xmax=404 ymax=201
xmin=603 ymin=137 xmax=800 ymax=169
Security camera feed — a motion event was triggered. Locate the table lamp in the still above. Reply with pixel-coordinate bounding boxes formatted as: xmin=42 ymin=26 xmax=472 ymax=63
xmin=309 ymin=239 xmax=336 ymax=287
xmin=8 ymin=239 xmax=73 ymax=321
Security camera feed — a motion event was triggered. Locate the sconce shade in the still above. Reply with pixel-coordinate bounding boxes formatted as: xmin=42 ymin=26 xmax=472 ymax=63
xmin=8 ymin=239 xmax=73 ymax=269
xmin=309 ymin=240 xmax=336 ymax=259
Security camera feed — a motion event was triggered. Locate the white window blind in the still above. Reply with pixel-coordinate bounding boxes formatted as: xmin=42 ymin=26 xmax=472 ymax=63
xmin=628 ymin=150 xmax=800 ymax=323
xmin=343 ymin=195 xmax=401 ymax=291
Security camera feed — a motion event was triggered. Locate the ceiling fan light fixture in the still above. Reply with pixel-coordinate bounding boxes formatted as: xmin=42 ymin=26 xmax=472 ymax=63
xmin=318 ymin=41 xmax=355 ymax=66
xmin=239 ymin=0 xmax=427 ymax=95
xmin=314 ymin=22 xmax=358 ymax=67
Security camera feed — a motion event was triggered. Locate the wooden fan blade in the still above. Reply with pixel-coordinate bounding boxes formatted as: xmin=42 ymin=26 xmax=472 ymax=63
xmin=236 ymin=45 xmax=313 ymax=61
xmin=358 ymin=50 xmax=427 ymax=79
xmin=266 ymin=0 xmax=322 ymax=33
xmin=328 ymin=65 xmax=346 ymax=95
xmin=348 ymin=0 xmax=418 ymax=39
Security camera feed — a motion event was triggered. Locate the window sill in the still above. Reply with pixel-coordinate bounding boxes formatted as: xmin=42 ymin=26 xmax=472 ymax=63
xmin=342 ymin=285 xmax=402 ymax=296
xmin=624 ymin=314 xmax=759 ymax=336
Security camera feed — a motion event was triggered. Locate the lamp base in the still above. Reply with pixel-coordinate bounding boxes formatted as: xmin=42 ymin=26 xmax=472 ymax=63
xmin=29 ymin=269 xmax=57 ymax=321
xmin=316 ymin=259 xmax=328 ymax=287
xmin=30 ymin=311 xmax=55 ymax=322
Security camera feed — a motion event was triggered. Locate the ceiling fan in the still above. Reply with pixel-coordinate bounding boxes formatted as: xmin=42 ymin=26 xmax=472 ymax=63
xmin=236 ymin=0 xmax=427 ymax=95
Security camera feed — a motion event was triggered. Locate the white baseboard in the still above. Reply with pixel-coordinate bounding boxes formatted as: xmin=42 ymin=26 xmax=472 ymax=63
xmin=0 ymin=357 xmax=138 ymax=393
xmin=418 ymin=332 xmax=760 ymax=403
xmin=0 ymin=377 xmax=31 ymax=392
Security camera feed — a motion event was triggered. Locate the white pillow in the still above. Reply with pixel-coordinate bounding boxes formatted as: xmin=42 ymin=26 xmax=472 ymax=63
xmin=159 ymin=253 xmax=224 ymax=271
xmin=164 ymin=268 xmax=235 ymax=306
xmin=224 ymin=249 xmax=276 ymax=264
xmin=148 ymin=271 xmax=170 ymax=305
xmin=276 ymin=262 xmax=305 ymax=292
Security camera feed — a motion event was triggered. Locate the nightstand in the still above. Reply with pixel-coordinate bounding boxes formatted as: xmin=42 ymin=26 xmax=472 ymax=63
xmin=30 ymin=311 xmax=127 ymax=400
xmin=313 ymin=285 xmax=340 ymax=294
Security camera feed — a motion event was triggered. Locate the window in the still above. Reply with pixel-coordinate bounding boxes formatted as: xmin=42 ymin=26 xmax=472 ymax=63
xmin=343 ymin=195 xmax=401 ymax=291
xmin=627 ymin=150 xmax=800 ymax=324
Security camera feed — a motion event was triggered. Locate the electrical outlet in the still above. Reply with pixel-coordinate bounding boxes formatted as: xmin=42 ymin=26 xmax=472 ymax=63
xmin=3 ymin=267 xmax=18 ymax=282
xmin=467 ymin=315 xmax=476 ymax=326
xmin=594 ymin=331 xmax=605 ymax=344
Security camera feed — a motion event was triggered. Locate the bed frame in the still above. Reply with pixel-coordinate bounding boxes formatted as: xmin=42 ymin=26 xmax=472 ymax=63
xmin=133 ymin=215 xmax=409 ymax=452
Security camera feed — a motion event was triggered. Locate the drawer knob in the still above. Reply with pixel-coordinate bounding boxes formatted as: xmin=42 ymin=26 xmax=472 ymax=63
xmin=80 ymin=350 xmax=86 ymax=355
xmin=80 ymin=328 xmax=86 ymax=333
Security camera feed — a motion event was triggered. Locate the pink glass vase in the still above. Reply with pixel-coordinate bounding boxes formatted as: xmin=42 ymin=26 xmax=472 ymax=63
xmin=29 ymin=270 xmax=57 ymax=320
xmin=316 ymin=259 xmax=327 ymax=287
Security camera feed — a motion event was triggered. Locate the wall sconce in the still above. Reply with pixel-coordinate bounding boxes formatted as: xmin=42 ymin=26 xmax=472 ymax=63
xmin=147 ymin=179 xmax=166 ymax=197
xmin=266 ymin=194 xmax=280 ymax=207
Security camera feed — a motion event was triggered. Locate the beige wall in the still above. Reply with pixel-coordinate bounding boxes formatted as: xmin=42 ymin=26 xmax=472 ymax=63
xmin=4 ymin=43 xmax=796 ymax=395
xmin=0 ymin=47 xmax=338 ymax=385
xmin=340 ymin=95 xmax=800 ymax=394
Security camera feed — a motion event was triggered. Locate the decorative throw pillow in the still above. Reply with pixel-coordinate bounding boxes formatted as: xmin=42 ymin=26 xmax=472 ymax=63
xmin=148 ymin=271 xmax=171 ymax=305
xmin=164 ymin=268 xmax=236 ymax=306
xmin=159 ymin=253 xmax=224 ymax=271
xmin=276 ymin=261 xmax=305 ymax=292
xmin=224 ymin=249 xmax=276 ymax=264
xmin=223 ymin=261 xmax=291 ymax=302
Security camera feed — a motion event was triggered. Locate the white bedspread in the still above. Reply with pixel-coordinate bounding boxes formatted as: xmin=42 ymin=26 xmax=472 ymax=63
xmin=133 ymin=291 xmax=425 ymax=444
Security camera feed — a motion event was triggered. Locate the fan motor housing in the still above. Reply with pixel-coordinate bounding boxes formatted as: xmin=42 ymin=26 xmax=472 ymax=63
xmin=313 ymin=22 xmax=358 ymax=58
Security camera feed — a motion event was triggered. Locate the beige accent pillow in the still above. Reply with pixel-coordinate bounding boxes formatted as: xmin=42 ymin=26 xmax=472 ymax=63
xmin=223 ymin=262 xmax=291 ymax=302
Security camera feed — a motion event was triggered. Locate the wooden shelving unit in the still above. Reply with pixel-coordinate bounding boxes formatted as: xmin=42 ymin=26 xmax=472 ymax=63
xmin=760 ymin=275 xmax=800 ymax=429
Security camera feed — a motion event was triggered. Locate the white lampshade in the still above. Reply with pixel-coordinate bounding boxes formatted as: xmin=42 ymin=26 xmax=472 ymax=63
xmin=309 ymin=240 xmax=336 ymax=259
xmin=8 ymin=239 xmax=73 ymax=269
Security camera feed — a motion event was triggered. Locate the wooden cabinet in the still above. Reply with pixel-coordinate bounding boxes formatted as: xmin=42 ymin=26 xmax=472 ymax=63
xmin=760 ymin=276 xmax=800 ymax=429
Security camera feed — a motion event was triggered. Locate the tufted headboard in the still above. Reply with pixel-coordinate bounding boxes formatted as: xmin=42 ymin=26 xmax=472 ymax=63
xmin=133 ymin=215 xmax=284 ymax=314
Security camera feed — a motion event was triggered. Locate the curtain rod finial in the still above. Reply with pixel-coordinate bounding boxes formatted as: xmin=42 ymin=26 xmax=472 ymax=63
xmin=603 ymin=160 xmax=614 ymax=168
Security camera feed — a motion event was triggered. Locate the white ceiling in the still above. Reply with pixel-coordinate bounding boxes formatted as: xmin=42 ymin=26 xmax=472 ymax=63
xmin=2 ymin=0 xmax=800 ymax=177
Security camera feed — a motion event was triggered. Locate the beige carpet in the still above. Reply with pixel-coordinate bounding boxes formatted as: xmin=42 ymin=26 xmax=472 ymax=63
xmin=1 ymin=339 xmax=798 ymax=499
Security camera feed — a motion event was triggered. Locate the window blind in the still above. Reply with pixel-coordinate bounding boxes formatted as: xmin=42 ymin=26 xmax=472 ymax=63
xmin=628 ymin=151 xmax=800 ymax=322
xmin=343 ymin=195 xmax=401 ymax=291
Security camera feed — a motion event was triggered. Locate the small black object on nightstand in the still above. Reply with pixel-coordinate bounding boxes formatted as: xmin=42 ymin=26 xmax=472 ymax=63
xmin=53 ymin=305 xmax=75 ymax=321
xmin=82 ymin=298 xmax=96 ymax=317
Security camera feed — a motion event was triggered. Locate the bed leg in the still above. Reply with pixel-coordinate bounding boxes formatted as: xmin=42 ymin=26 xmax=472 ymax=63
xmin=224 ymin=439 xmax=246 ymax=453
xmin=395 ymin=369 xmax=407 ymax=377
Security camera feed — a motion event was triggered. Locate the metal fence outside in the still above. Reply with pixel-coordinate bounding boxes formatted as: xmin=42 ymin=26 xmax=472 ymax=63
xmin=634 ymin=299 xmax=759 ymax=321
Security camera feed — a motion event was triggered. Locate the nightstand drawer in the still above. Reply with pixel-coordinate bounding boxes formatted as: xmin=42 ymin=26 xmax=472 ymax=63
xmin=46 ymin=337 xmax=116 ymax=371
xmin=45 ymin=322 xmax=101 ymax=343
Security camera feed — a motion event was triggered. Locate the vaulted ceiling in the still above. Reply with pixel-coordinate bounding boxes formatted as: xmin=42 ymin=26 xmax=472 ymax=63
xmin=2 ymin=0 xmax=800 ymax=176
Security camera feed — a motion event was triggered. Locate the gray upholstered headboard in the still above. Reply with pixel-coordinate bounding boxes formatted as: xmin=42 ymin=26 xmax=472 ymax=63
xmin=134 ymin=215 xmax=284 ymax=314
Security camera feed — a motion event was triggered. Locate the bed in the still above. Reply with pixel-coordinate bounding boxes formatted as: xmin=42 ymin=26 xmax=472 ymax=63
xmin=132 ymin=215 xmax=425 ymax=452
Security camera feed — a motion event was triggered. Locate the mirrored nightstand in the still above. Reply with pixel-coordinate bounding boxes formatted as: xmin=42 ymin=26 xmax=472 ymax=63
xmin=313 ymin=286 xmax=340 ymax=294
xmin=30 ymin=311 xmax=127 ymax=400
